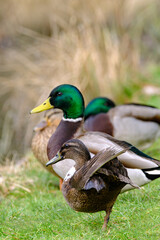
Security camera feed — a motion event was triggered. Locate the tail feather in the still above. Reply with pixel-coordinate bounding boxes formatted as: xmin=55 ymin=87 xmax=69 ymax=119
xmin=142 ymin=166 xmax=160 ymax=180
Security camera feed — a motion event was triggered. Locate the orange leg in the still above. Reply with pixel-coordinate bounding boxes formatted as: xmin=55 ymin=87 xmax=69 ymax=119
xmin=102 ymin=207 xmax=113 ymax=229
xmin=59 ymin=178 xmax=63 ymax=190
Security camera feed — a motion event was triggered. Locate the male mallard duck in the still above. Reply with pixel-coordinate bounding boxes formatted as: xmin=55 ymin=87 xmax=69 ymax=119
xmin=84 ymin=97 xmax=160 ymax=150
xmin=46 ymin=139 xmax=137 ymax=229
xmin=30 ymin=84 xmax=160 ymax=191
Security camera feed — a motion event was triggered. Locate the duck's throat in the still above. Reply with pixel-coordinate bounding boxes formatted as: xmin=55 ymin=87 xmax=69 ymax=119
xmin=47 ymin=118 xmax=83 ymax=160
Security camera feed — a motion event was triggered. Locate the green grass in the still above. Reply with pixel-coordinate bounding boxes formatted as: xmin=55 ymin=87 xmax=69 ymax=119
xmin=0 ymin=153 xmax=160 ymax=240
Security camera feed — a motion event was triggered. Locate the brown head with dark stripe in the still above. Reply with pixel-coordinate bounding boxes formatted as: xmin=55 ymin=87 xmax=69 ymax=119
xmin=46 ymin=139 xmax=91 ymax=170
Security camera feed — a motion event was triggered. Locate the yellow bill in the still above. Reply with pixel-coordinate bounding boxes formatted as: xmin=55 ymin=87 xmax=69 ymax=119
xmin=30 ymin=97 xmax=53 ymax=114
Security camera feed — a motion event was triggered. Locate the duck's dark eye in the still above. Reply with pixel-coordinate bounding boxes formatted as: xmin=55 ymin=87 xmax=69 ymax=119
xmin=56 ymin=92 xmax=62 ymax=96
xmin=61 ymin=143 xmax=70 ymax=152
xmin=64 ymin=143 xmax=69 ymax=148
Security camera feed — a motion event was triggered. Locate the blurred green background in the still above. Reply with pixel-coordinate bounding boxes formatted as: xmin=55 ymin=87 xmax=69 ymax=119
xmin=0 ymin=0 xmax=160 ymax=163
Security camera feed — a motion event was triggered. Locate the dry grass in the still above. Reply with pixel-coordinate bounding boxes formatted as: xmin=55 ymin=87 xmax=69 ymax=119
xmin=0 ymin=0 xmax=160 ymax=162
xmin=0 ymin=153 xmax=41 ymax=199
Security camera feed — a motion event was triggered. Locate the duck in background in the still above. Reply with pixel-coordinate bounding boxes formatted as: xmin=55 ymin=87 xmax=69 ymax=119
xmin=84 ymin=97 xmax=160 ymax=150
xmin=31 ymin=109 xmax=62 ymax=175
xmin=30 ymin=84 xmax=160 ymax=192
xmin=46 ymin=139 xmax=137 ymax=229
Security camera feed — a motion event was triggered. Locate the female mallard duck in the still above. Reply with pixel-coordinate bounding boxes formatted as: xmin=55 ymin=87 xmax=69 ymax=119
xmin=30 ymin=84 xmax=160 ymax=191
xmin=31 ymin=109 xmax=62 ymax=175
xmin=84 ymin=97 xmax=160 ymax=150
xmin=46 ymin=139 xmax=137 ymax=229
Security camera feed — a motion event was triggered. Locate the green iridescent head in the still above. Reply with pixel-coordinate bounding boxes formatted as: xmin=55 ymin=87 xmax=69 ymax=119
xmin=84 ymin=97 xmax=115 ymax=120
xmin=30 ymin=84 xmax=85 ymax=119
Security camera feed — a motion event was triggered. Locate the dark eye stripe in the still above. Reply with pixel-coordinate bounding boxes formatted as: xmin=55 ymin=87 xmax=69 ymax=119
xmin=61 ymin=143 xmax=79 ymax=151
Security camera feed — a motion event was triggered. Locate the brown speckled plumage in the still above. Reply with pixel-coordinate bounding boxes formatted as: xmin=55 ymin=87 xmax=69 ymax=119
xmin=62 ymin=181 xmax=122 ymax=214
xmin=31 ymin=111 xmax=61 ymax=175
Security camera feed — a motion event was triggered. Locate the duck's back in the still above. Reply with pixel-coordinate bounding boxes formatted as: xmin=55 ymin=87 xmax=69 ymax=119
xmin=109 ymin=105 xmax=160 ymax=149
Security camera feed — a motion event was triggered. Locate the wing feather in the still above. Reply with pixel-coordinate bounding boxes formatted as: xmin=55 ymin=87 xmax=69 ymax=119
xmin=71 ymin=145 xmax=131 ymax=190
